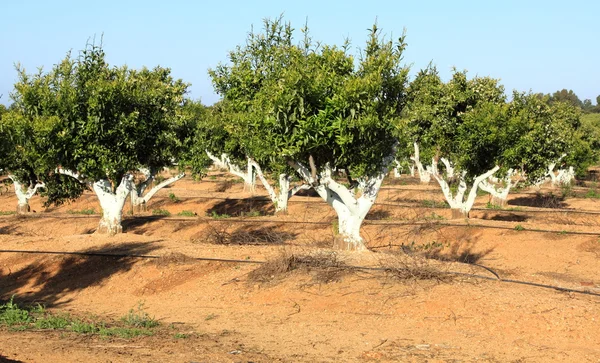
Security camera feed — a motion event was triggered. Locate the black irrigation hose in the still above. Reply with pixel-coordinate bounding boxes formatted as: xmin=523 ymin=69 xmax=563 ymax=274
xmin=2 ymin=214 xmax=600 ymax=236
xmin=0 ymin=249 xmax=263 ymax=265
xmin=0 ymin=248 xmax=598 ymax=297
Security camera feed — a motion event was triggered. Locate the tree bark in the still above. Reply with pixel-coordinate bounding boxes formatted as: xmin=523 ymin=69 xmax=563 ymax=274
xmin=93 ymin=176 xmax=133 ymax=235
xmin=9 ymin=176 xmax=45 ymax=215
xmin=289 ymin=145 xmax=396 ymax=251
xmin=410 ymin=142 xmax=431 ymax=183
xmin=250 ymin=160 xmax=309 ymax=214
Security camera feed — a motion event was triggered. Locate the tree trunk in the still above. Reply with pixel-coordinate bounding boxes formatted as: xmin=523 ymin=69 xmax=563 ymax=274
xmin=289 ymin=152 xmax=395 ymax=252
xmin=93 ymin=177 xmax=132 ymax=235
xmin=451 ymin=208 xmax=469 ymax=219
xmin=490 ymin=196 xmax=507 ymax=207
xmin=432 ymin=166 xmax=500 ymax=219
xmin=333 ymin=210 xmax=366 ymax=251
xmin=16 ymin=203 xmax=30 ymax=214
xmin=131 ymin=172 xmax=185 ymax=212
xmin=10 ymin=177 xmax=44 ymax=215
xmin=411 ymin=142 xmax=431 ymax=183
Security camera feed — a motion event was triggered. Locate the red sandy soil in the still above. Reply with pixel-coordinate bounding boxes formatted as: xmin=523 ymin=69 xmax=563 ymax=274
xmin=0 ymin=171 xmax=599 ymax=362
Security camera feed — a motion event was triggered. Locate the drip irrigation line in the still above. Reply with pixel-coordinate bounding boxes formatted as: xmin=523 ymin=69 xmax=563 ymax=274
xmin=0 ymin=248 xmax=598 ymax=297
xmin=0 ymin=249 xmax=263 ymax=265
xmin=2 ymin=214 xmax=600 ymax=236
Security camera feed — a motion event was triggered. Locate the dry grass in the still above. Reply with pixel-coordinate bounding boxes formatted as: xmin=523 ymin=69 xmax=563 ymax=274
xmin=379 ymin=253 xmax=454 ymax=283
xmin=199 ymin=223 xmax=296 ymax=245
xmin=248 ymin=250 xmax=352 ymax=285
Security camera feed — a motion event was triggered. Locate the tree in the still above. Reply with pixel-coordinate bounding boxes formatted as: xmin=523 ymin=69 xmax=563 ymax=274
xmin=549 ymin=89 xmax=583 ymax=109
xmin=206 ymin=18 xmax=313 ymax=213
xmin=479 ymin=93 xmax=582 ymax=204
xmin=0 ymin=110 xmax=85 ymax=213
xmin=211 ymin=19 xmax=408 ymax=249
xmin=12 ymin=42 xmax=188 ymax=234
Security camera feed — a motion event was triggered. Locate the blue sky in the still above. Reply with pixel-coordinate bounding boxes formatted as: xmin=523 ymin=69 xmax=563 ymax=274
xmin=1 ymin=0 xmax=598 ymax=106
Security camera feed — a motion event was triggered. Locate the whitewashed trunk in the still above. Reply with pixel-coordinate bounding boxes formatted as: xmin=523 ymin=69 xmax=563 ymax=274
xmin=131 ymin=171 xmax=185 ymax=212
xmin=250 ymin=160 xmax=309 ymax=213
xmin=8 ymin=176 xmax=45 ymax=214
xmin=440 ymin=157 xmax=455 ymax=178
xmin=290 ymin=148 xmax=396 ymax=251
xmin=411 ymin=142 xmax=431 ymax=183
xmin=393 ymin=160 xmax=402 ymax=178
xmin=432 ymin=166 xmax=500 ymax=219
xmin=206 ymin=151 xmax=256 ymax=193
xmin=479 ymin=169 xmax=518 ymax=207
xmin=93 ymin=176 xmax=133 ymax=235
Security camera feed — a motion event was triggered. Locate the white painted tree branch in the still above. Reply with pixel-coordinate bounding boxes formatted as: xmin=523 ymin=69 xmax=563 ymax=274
xmin=8 ymin=175 xmax=46 ymax=213
xmin=479 ymin=169 xmax=518 ymax=203
xmin=432 ymin=165 xmax=500 ymax=216
xmin=289 ymin=144 xmax=397 ymax=250
xmin=56 ymin=167 xmax=92 ymax=187
xmin=439 ymin=157 xmax=455 ymax=178
xmin=410 ymin=142 xmax=431 ymax=183
xmin=138 ymin=172 xmax=185 ymax=205
xmin=206 ymin=151 xmax=255 ymax=192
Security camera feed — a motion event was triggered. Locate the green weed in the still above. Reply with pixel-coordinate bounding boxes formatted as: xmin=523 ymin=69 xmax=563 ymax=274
xmin=67 ymin=208 xmax=96 ymax=215
xmin=152 ymin=209 xmax=171 ymax=216
xmin=177 ymin=210 xmax=196 ymax=217
xmin=208 ymin=211 xmax=230 ymax=219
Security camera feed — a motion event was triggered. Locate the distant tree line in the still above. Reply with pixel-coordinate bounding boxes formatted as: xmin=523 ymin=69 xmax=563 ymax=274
xmin=537 ymin=89 xmax=600 ymax=113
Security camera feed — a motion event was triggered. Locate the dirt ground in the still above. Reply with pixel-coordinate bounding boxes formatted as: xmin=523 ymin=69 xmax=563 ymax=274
xmin=0 ymin=171 xmax=599 ymax=362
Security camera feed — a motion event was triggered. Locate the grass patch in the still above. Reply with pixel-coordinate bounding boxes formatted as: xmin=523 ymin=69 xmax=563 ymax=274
xmin=421 ymin=200 xmax=448 ymax=209
xmin=514 ymin=224 xmax=525 ymax=231
xmin=240 ymin=209 xmax=262 ymax=217
xmin=177 ymin=210 xmax=197 ymax=217
xmin=0 ymin=210 xmax=15 ymax=215
xmin=168 ymin=192 xmax=180 ymax=203
xmin=67 ymin=208 xmax=96 ymax=215
xmin=152 ymin=209 xmax=171 ymax=216
xmin=485 ymin=202 xmax=503 ymax=210
xmin=0 ymin=297 xmax=159 ymax=338
xmin=207 ymin=211 xmax=231 ymax=219
xmin=121 ymin=302 xmax=159 ymax=328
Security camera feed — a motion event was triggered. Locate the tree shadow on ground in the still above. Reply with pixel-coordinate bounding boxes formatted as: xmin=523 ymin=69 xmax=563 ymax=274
xmin=294 ymin=188 xmax=320 ymax=198
xmin=0 ymin=354 xmax=24 ymax=363
xmin=365 ymin=209 xmax=392 ymax=220
xmin=206 ymin=197 xmax=274 ymax=217
xmin=122 ymin=215 xmax=169 ymax=234
xmin=0 ymin=242 xmax=161 ymax=308
xmin=508 ymin=193 xmax=567 ymax=209
xmin=426 ymin=241 xmax=495 ymax=265
xmin=479 ymin=212 xmax=529 ymax=222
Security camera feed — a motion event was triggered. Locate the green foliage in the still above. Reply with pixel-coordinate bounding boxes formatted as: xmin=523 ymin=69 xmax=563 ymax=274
xmin=9 ymin=41 xmax=188 ymax=200
xmin=208 ymin=211 xmax=230 ymax=219
xmin=152 ymin=209 xmax=171 ymax=216
xmin=514 ymin=224 xmax=525 ymax=231
xmin=0 ymin=297 xmax=158 ymax=338
xmin=121 ymin=302 xmax=159 ymax=329
xmin=177 ymin=210 xmax=196 ymax=217
xmin=485 ymin=202 xmax=503 ymax=210
xmin=207 ymin=17 xmax=408 ymax=182
xmin=421 ymin=199 xmax=448 ymax=208
xmin=0 ymin=296 xmax=32 ymax=327
xmin=168 ymin=192 xmax=180 ymax=202
xmin=67 ymin=208 xmax=96 ymax=215
xmin=0 ymin=211 xmax=15 ymax=215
